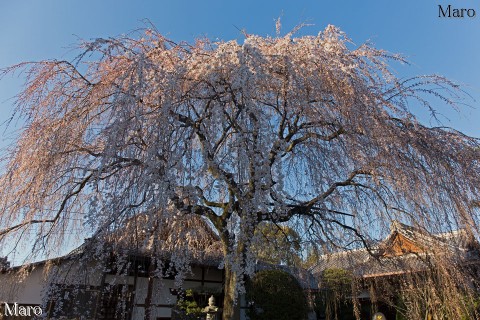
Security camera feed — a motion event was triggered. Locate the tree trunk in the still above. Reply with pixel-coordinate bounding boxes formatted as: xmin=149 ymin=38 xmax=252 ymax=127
xmin=217 ymin=214 xmax=254 ymax=320
xmin=221 ymin=235 xmax=250 ymax=320
xmin=219 ymin=227 xmax=245 ymax=320
xmin=222 ymin=263 xmax=238 ymax=320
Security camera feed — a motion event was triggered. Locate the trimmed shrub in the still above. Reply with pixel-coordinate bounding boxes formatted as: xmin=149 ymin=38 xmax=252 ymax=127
xmin=246 ymin=269 xmax=308 ymax=320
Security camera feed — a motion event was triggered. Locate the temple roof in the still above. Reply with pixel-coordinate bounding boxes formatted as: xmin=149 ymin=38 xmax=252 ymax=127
xmin=310 ymin=221 xmax=480 ymax=279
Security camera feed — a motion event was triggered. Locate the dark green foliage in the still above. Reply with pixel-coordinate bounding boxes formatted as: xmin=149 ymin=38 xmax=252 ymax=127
xmin=461 ymin=295 xmax=480 ymax=320
xmin=251 ymin=222 xmax=302 ymax=267
xmin=322 ymin=268 xmax=352 ymax=291
xmin=246 ymin=269 xmax=308 ymax=320
xmin=173 ymin=289 xmax=223 ymax=320
xmin=315 ymin=268 xmax=355 ymax=320
xmin=394 ymin=295 xmax=408 ymax=320
xmin=176 ymin=289 xmax=203 ymax=316
xmin=314 ymin=294 xmax=356 ymax=320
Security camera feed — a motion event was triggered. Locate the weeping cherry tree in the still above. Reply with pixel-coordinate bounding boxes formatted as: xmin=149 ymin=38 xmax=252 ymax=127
xmin=1 ymin=25 xmax=479 ymax=319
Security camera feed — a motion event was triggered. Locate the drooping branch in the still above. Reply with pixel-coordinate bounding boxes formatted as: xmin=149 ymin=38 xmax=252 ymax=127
xmin=0 ymin=219 xmax=56 ymax=238
xmin=306 ymin=169 xmax=375 ymax=207
xmin=285 ymin=127 xmax=346 ymax=152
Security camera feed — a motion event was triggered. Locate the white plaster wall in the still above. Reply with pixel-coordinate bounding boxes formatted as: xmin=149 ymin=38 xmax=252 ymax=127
xmin=151 ymin=278 xmax=176 ymax=305
xmin=133 ymin=277 xmax=148 ymax=304
xmin=0 ymin=266 xmax=45 ymax=304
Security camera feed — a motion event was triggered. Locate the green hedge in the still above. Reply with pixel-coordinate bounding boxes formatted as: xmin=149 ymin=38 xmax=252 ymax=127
xmin=246 ymin=269 xmax=308 ymax=320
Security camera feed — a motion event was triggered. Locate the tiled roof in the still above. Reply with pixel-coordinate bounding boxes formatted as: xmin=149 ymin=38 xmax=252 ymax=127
xmin=310 ymin=221 xmax=479 ymax=279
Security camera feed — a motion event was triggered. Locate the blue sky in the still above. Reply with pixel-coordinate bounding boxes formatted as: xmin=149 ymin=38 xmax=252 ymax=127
xmin=1 ymin=0 xmax=479 ymax=138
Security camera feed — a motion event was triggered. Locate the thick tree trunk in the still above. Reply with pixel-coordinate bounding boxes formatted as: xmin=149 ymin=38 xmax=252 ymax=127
xmin=219 ymin=228 xmax=239 ymax=320
xmin=221 ymin=239 xmax=248 ymax=320
xmin=223 ymin=261 xmax=244 ymax=320
xmin=217 ymin=226 xmax=241 ymax=320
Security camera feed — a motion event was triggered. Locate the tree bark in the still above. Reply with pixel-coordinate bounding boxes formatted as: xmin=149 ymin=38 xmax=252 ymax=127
xmin=222 ymin=263 xmax=238 ymax=320
xmin=221 ymin=231 xmax=249 ymax=320
xmin=218 ymin=226 xmax=244 ymax=320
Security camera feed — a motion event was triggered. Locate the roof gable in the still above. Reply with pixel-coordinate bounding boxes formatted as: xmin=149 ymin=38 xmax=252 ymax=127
xmin=311 ymin=221 xmax=479 ymax=278
xmin=381 ymin=232 xmax=424 ymax=257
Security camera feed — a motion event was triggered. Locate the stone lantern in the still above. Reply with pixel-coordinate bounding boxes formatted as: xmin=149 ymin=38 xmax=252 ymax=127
xmin=372 ymin=312 xmax=386 ymax=320
xmin=203 ymin=295 xmax=221 ymax=320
